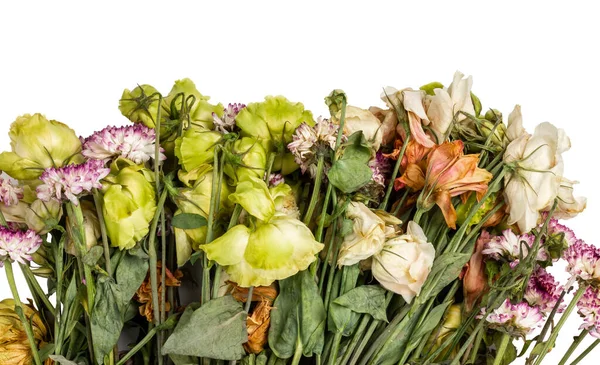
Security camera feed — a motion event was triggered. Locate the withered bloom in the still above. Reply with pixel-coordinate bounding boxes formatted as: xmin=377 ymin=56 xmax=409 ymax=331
xmin=227 ymin=281 xmax=277 ymax=354
xmin=459 ymin=231 xmax=490 ymax=311
xmin=135 ymin=262 xmax=182 ymax=322
xmin=397 ymin=140 xmax=492 ymax=229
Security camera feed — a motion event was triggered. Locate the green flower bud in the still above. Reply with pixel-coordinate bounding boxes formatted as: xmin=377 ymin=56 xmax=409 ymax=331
xmin=174 ymin=126 xmax=221 ymax=173
xmin=0 ymin=114 xmax=82 ymax=180
xmin=224 ymin=137 xmax=267 ymax=184
xmin=235 ymin=95 xmax=314 ymax=153
xmin=102 ymin=164 xmax=157 ymax=250
xmin=164 ymin=78 xmax=224 ymax=130
xmin=324 ymin=89 xmax=347 ymax=115
xmin=118 ymin=84 xmax=161 ymax=128
xmin=24 ymin=198 xmax=63 ymax=234
xmin=419 ymin=82 xmax=444 ymax=96
xmin=65 ymin=201 xmax=101 ymax=256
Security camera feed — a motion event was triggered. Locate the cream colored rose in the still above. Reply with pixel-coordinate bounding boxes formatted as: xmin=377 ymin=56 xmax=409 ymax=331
xmin=424 ymin=71 xmax=475 ymax=142
xmin=372 ymin=221 xmax=435 ymax=304
xmin=335 ymin=106 xmax=383 ymax=151
xmin=503 ymin=121 xmax=570 ymax=233
xmin=337 ymin=202 xmax=386 ymax=266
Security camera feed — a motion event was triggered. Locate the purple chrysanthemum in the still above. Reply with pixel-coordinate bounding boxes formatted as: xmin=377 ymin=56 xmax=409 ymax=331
xmin=288 ymin=117 xmax=341 ymax=177
xmin=213 ymin=103 xmax=245 ymax=133
xmin=268 ymin=173 xmax=284 ymax=187
xmin=485 ymin=299 xmax=543 ymax=337
xmin=547 ymin=218 xmax=578 ymax=247
xmin=564 ymin=240 xmax=600 ymax=283
xmin=524 ymin=267 xmax=565 ymax=314
xmin=482 ymin=229 xmax=548 ymax=263
xmin=82 ymin=124 xmax=165 ymax=164
xmin=577 ymin=286 xmax=600 ymax=338
xmin=369 ymin=152 xmax=390 ymax=187
xmin=36 ymin=160 xmax=110 ymax=205
xmin=0 ymin=176 xmax=23 ymax=206
xmin=0 ymin=226 xmax=42 ymax=266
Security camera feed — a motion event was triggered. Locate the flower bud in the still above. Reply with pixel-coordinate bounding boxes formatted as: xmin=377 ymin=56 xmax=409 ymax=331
xmin=324 ymin=89 xmax=347 ymax=115
xmin=118 ymin=84 xmax=161 ymax=128
xmin=223 ymin=137 xmax=267 ymax=184
xmin=102 ymin=164 xmax=157 ymax=250
xmin=65 ymin=201 xmax=101 ymax=256
xmin=24 ymin=199 xmax=63 ymax=234
xmin=164 ymin=78 xmax=224 ymax=130
xmin=0 ymin=114 xmax=82 ymax=180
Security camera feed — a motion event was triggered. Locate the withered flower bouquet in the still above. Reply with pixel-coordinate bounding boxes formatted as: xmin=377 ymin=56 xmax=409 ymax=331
xmin=0 ymin=72 xmax=594 ymax=365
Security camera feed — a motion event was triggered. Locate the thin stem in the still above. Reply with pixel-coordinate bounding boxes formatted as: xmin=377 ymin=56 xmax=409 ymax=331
xmin=492 ymin=333 xmax=510 ymax=365
xmin=360 ymin=305 xmax=411 ymax=365
xmin=380 ymin=134 xmax=410 ymax=210
xmin=328 ymin=333 xmax=343 ymax=365
xmin=202 ymin=149 xmax=222 ymax=305
xmin=245 ymin=287 xmax=254 ymax=313
xmin=303 ymin=154 xmax=325 ymax=225
xmin=67 ymin=202 xmax=95 ymax=311
xmin=5 ymin=261 xmax=43 ymax=365
xmin=570 ymin=339 xmax=600 ymax=365
xmin=148 ymin=189 xmax=169 ymax=329
xmin=340 ymin=314 xmax=371 ymax=365
xmin=558 ymin=329 xmax=589 ymax=365
xmin=116 ymin=318 xmax=175 ymax=365
xmin=92 ymin=189 xmax=112 ymax=275
xmin=291 ymin=334 xmax=304 ymax=365
xmin=19 ymin=263 xmax=55 ymax=315
xmin=532 ymin=285 xmax=587 ymax=365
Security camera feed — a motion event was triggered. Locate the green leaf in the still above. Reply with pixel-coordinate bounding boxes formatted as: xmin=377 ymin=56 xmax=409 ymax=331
xmin=333 ymin=285 xmax=388 ymax=322
xmin=417 ymin=252 xmax=470 ymax=305
xmin=91 ymin=276 xmax=124 ymax=365
xmin=411 ymin=302 xmax=451 ymax=342
xmin=327 ymin=159 xmax=373 ymax=194
xmin=162 ymin=296 xmax=247 ymax=360
xmin=342 ymin=131 xmax=372 ymax=163
xmin=172 ymin=213 xmax=208 ymax=230
xmin=115 ymin=251 xmax=149 ymax=311
xmin=268 ymin=270 xmax=326 ymax=358
xmin=327 ymin=265 xmax=362 ymax=336
xmin=169 ymin=354 xmax=199 ymax=365
xmin=83 ymin=246 xmax=104 ymax=267
xmin=48 ymin=355 xmax=84 ymax=365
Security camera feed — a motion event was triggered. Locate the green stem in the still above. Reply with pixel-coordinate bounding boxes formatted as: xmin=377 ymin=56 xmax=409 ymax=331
xmin=291 ymin=334 xmax=304 ymax=365
xmin=19 ymin=263 xmax=55 ymax=315
xmin=318 ymin=219 xmax=338 ymax=293
xmin=492 ymin=333 xmax=511 ymax=365
xmin=5 ymin=261 xmax=43 ymax=365
xmin=116 ymin=316 xmax=177 ymax=365
xmin=92 ymin=189 xmax=112 ymax=275
xmin=558 ymin=329 xmax=589 ymax=365
xmin=148 ymin=189 xmax=169 ymax=328
xmin=570 ymin=339 xmax=600 ymax=365
xmin=202 ymin=149 xmax=222 ymax=305
xmin=396 ymin=298 xmax=436 ymax=364
xmin=340 ymin=314 xmax=371 ymax=365
xmin=67 ymin=202 xmax=95 ymax=311
xmin=328 ymin=333 xmax=343 ymax=365
xmin=360 ymin=305 xmax=411 ymax=365
xmin=380 ymin=134 xmax=410 ymax=210
xmin=245 ymin=286 xmax=254 ymax=313
xmin=533 ymin=285 xmax=587 ymax=365
xmin=212 ymin=204 xmax=243 ymax=298
xmin=303 ymin=154 xmax=325 ymax=225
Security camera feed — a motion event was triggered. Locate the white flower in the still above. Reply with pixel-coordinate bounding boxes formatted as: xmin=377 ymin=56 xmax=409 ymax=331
xmin=371 ymin=221 xmax=435 ymax=304
xmin=482 ymin=229 xmax=548 ymax=263
xmin=334 ymin=106 xmax=382 ymax=151
xmin=0 ymin=175 xmax=23 ymax=207
xmin=506 ymin=105 xmax=526 ymax=142
xmin=485 ymin=299 xmax=543 ymax=337
xmin=503 ymin=120 xmax=570 ymax=233
xmin=337 ymin=202 xmax=386 ymax=266
xmin=424 ymin=71 xmax=475 ymax=142
xmin=552 ymin=177 xmax=586 ymax=219
xmin=0 ymin=227 xmax=42 ymax=266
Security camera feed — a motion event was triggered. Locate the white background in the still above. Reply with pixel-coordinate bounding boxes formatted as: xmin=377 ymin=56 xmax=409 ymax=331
xmin=1 ymin=1 xmax=599 ymax=363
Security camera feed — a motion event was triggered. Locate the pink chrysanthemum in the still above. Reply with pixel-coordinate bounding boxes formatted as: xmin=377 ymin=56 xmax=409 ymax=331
xmin=288 ymin=117 xmax=341 ymax=177
xmin=0 ymin=226 xmax=42 ymax=266
xmin=369 ymin=152 xmax=390 ymax=188
xmin=547 ymin=218 xmax=578 ymax=247
xmin=0 ymin=176 xmax=23 ymax=206
xmin=577 ymin=286 xmax=600 ymax=338
xmin=36 ymin=160 xmax=110 ymax=205
xmin=482 ymin=229 xmax=548 ymax=263
xmin=213 ymin=103 xmax=245 ymax=133
xmin=524 ymin=267 xmax=565 ymax=314
xmin=564 ymin=240 xmax=600 ymax=283
xmin=485 ymin=299 xmax=543 ymax=337
xmin=267 ymin=173 xmax=284 ymax=187
xmin=82 ymin=124 xmax=165 ymax=164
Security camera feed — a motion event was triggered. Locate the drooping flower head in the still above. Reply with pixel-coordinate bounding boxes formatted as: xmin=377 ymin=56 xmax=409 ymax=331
xmin=288 ymin=117 xmax=340 ymax=177
xmin=337 ymin=201 xmax=387 ymax=266
xmin=36 ymin=159 xmax=110 ymax=205
xmin=82 ymin=124 xmax=166 ymax=164
xmin=0 ymin=226 xmax=42 ymax=266
xmin=485 ymin=299 xmax=543 ymax=337
xmin=524 ymin=267 xmax=565 ymax=314
xmin=577 ymin=286 xmax=600 ymax=338
xmin=0 ymin=176 xmax=23 ymax=206
xmin=482 ymin=229 xmax=548 ymax=264
xmin=213 ymin=103 xmax=245 ymax=134
xmin=564 ymin=240 xmax=600 ymax=284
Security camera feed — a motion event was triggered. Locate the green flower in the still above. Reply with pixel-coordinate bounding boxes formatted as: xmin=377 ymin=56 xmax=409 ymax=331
xmin=119 ymin=84 xmax=161 ymax=128
xmin=228 ymin=175 xmax=275 ymax=221
xmin=223 ymin=137 xmax=267 ymax=184
xmin=174 ymin=126 xmax=222 ymax=173
xmin=235 ymin=95 xmax=314 ymax=152
xmin=102 ymin=162 xmax=157 ymax=250
xmin=202 ymin=216 xmax=323 ymax=287
xmin=164 ymin=78 xmax=224 ymax=130
xmin=0 ymin=114 xmax=81 ymax=180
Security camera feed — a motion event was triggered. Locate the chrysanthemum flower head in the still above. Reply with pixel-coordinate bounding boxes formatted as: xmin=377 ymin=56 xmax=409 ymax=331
xmin=0 ymin=226 xmax=42 ymax=266
xmin=0 ymin=175 xmax=23 ymax=206
xmin=82 ymin=124 xmax=165 ymax=164
xmin=524 ymin=267 xmax=565 ymax=314
xmin=564 ymin=240 xmax=600 ymax=284
xmin=577 ymin=286 xmax=600 ymax=338
xmin=482 ymin=229 xmax=547 ymax=263
xmin=213 ymin=103 xmax=245 ymax=134
xmin=287 ymin=117 xmax=340 ymax=177
xmin=485 ymin=299 xmax=543 ymax=337
xmin=36 ymin=159 xmax=110 ymax=205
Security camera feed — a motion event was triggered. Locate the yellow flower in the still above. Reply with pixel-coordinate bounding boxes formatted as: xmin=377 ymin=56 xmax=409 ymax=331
xmin=0 ymin=299 xmax=47 ymax=365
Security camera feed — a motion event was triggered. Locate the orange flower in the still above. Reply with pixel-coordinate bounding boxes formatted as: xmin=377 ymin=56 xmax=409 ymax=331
xmin=398 ymin=140 xmax=492 ymax=228
xmin=460 ymin=231 xmax=490 ymax=311
xmin=135 ymin=261 xmax=182 ymax=322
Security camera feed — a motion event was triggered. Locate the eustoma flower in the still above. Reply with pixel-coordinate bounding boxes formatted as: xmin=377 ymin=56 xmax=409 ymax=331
xmin=0 ymin=226 xmax=42 ymax=266
xmin=485 ymin=299 xmax=543 ymax=337
xmin=482 ymin=229 xmax=548 ymax=264
xmin=36 ymin=159 xmax=110 ymax=205
xmin=337 ymin=201 xmax=387 ymax=266
xmin=82 ymin=124 xmax=166 ymax=164
xmin=398 ymin=140 xmax=492 ymax=229
xmin=524 ymin=267 xmax=565 ymax=314
xmin=213 ymin=103 xmax=245 ymax=133
xmin=371 ymin=221 xmax=435 ymax=303
xmin=333 ymin=106 xmax=383 ymax=151
xmin=0 ymin=176 xmax=23 ymax=207
xmin=577 ymin=286 xmax=600 ymax=338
